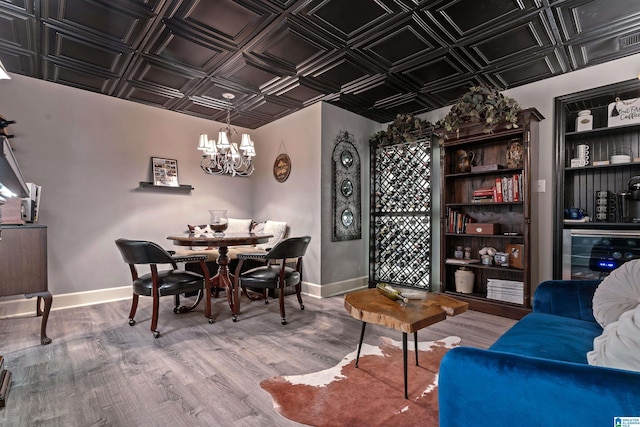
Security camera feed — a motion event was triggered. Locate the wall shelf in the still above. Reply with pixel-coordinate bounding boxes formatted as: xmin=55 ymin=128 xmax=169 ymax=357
xmin=138 ymin=182 xmax=194 ymax=192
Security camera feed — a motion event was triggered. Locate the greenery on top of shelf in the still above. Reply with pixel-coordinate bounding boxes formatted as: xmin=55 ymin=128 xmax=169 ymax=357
xmin=369 ymin=113 xmax=436 ymax=146
xmin=438 ymin=85 xmax=522 ymax=137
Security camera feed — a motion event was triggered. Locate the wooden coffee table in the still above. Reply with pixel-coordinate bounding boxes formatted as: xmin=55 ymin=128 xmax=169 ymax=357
xmin=344 ymin=288 xmax=468 ymax=399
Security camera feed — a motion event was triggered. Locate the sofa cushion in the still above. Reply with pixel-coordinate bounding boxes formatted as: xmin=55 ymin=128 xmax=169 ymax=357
xmin=588 ymin=304 xmax=640 ymax=372
xmin=489 ymin=313 xmax=603 ymax=364
xmin=593 ymin=259 xmax=640 ymax=328
xmin=256 ymin=220 xmax=287 ymax=250
xmin=227 ymin=218 xmax=252 ymax=234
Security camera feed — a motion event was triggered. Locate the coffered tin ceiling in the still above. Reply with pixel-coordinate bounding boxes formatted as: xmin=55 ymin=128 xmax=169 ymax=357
xmin=1 ymin=0 xmax=640 ymax=128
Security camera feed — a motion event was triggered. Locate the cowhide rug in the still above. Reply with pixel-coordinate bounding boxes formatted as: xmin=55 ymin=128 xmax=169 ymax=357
xmin=260 ymin=335 xmax=460 ymax=427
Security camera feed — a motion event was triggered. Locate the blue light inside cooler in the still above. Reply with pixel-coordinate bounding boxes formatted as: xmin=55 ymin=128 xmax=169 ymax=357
xmin=597 ymin=260 xmax=617 ymax=271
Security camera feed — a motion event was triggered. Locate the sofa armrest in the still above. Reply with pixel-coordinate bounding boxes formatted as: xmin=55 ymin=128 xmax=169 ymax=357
xmin=439 ymin=346 xmax=640 ymax=427
xmin=532 ymin=279 xmax=601 ymax=322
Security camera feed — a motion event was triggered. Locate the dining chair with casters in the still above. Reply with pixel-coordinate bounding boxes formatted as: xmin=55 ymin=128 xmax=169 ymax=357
xmin=233 ymin=235 xmax=311 ymax=325
xmin=115 ymin=238 xmax=213 ymax=338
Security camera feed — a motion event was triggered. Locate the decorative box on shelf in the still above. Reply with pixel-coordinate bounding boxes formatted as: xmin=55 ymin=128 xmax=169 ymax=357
xmin=466 ymin=223 xmax=500 ymax=235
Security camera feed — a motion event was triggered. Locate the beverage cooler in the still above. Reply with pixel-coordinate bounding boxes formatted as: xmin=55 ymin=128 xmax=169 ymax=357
xmin=562 ymin=229 xmax=640 ymax=280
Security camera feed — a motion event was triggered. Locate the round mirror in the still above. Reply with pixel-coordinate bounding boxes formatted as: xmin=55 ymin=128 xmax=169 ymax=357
xmin=340 ymin=150 xmax=354 ymax=168
xmin=341 ymin=179 xmax=353 ymax=197
xmin=341 ymin=209 xmax=354 ymax=227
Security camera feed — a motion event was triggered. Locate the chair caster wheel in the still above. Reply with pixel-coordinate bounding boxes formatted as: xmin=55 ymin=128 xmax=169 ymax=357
xmin=153 ymin=330 xmax=160 ymax=338
xmin=173 ymin=307 xmax=179 ymax=314
xmin=300 ymin=304 xmax=304 ymax=310
xmin=232 ymin=315 xmax=238 ymax=322
xmin=264 ymin=300 xmax=269 ymax=304
xmin=129 ymin=319 xmax=136 ymax=326
xmin=281 ymin=318 xmax=287 ymax=325
xmin=208 ymin=318 xmax=214 ymax=324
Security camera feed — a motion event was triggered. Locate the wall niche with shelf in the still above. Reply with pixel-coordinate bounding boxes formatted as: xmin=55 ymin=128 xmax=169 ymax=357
xmin=554 ymin=79 xmax=640 ymax=279
xmin=440 ymin=108 xmax=543 ymax=320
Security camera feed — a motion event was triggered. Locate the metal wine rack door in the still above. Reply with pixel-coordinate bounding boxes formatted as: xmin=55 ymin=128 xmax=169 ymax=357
xmin=370 ymin=136 xmax=432 ymax=289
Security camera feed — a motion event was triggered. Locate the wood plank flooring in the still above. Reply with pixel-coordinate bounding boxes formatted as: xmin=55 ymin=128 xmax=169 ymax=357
xmin=0 ymin=293 xmax=516 ymax=426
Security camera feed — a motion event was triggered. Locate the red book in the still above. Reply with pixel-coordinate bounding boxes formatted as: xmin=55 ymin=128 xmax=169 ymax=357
xmin=513 ymin=174 xmax=519 ymax=202
xmin=495 ymin=178 xmax=503 ymax=202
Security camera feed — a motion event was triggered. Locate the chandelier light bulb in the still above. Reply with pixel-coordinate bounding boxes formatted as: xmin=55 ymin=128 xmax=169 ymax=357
xmin=197 ymin=133 xmax=209 ymax=151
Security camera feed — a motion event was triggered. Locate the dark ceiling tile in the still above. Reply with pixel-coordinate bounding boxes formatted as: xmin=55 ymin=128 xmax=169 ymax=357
xmin=246 ymin=18 xmax=333 ymax=72
xmin=42 ymin=23 xmax=132 ymax=74
xmin=43 ymin=59 xmax=118 ymax=93
xmin=554 ymin=0 xmax=640 ymax=41
xmin=41 ymin=0 xmax=156 ymax=46
xmin=0 ymin=45 xmax=35 ymax=75
xmin=174 ymin=96 xmax=228 ymax=121
xmin=469 ymin=13 xmax=554 ymax=65
xmin=566 ymin=26 xmax=640 ymax=68
xmin=427 ymin=0 xmax=541 ymax=39
xmin=426 ymin=76 xmax=489 ymax=105
xmin=354 ymin=14 xmax=445 ymax=69
xmin=124 ymin=55 xmax=204 ymax=94
xmin=216 ymin=56 xmax=287 ymax=91
xmin=293 ymin=0 xmax=406 ymax=42
xmin=402 ymin=52 xmax=471 ymax=89
xmin=271 ymin=78 xmax=326 ymax=105
xmin=0 ymin=6 xmax=34 ymax=50
xmin=0 ymin=0 xmax=33 ymax=13
xmin=171 ymin=0 xmax=278 ymax=47
xmin=485 ymin=49 xmax=565 ymax=88
xmin=119 ymin=81 xmax=183 ymax=108
xmin=145 ymin=22 xmax=234 ymax=72
xmin=239 ymin=95 xmax=298 ymax=119
xmin=306 ymin=52 xmax=377 ymax=92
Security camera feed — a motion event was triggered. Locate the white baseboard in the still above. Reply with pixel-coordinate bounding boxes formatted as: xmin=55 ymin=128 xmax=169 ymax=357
xmin=0 ymin=277 xmax=368 ymax=319
xmin=0 ymin=286 xmax=132 ymax=319
xmin=303 ymin=276 xmax=368 ymax=298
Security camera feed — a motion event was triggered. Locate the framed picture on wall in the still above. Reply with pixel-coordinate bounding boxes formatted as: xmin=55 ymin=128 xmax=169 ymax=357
xmin=152 ymin=157 xmax=179 ymax=187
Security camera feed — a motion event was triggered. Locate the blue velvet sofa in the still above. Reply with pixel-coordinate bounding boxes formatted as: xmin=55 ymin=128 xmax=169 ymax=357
xmin=439 ymin=280 xmax=640 ymax=426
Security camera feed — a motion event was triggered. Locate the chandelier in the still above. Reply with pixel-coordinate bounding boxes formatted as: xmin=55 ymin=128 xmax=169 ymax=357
xmin=198 ymin=93 xmax=256 ymax=177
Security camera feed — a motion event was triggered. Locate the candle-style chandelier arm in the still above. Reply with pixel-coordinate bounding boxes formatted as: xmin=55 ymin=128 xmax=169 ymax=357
xmin=198 ymin=93 xmax=256 ymax=177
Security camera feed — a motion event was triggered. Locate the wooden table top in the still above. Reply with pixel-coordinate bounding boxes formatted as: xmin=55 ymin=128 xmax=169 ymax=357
xmin=167 ymin=232 xmax=272 ymax=247
xmin=344 ymin=288 xmax=469 ymax=334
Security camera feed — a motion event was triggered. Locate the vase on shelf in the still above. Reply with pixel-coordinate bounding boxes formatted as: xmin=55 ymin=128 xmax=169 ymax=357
xmin=454 ymin=267 xmax=474 ymax=294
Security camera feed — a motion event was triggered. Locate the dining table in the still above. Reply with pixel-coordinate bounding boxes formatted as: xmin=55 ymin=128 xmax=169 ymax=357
xmin=167 ymin=232 xmax=272 ymax=320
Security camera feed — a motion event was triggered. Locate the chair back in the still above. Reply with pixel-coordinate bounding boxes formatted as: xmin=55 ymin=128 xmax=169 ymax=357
xmin=115 ymin=238 xmax=175 ymax=266
xmin=265 ymin=235 xmax=311 ymax=260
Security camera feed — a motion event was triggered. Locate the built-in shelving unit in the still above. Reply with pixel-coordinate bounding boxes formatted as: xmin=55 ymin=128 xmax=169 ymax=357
xmin=553 ymin=79 xmax=640 ymax=279
xmin=440 ymin=109 xmax=543 ymax=319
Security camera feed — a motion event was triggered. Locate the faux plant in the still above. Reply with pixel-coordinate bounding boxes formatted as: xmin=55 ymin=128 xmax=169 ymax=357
xmin=438 ymin=85 xmax=521 ymax=137
xmin=369 ymin=113 xmax=435 ymax=145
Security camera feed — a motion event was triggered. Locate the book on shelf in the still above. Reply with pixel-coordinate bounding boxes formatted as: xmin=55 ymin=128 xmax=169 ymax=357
xmin=472 ymin=196 xmax=495 ymax=203
xmin=447 ymin=208 xmax=474 ymax=234
xmin=446 ymin=258 xmax=481 ymax=265
xmin=495 ymin=174 xmax=523 ymax=202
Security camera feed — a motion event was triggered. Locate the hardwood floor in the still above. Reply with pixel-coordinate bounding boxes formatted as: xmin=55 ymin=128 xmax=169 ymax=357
xmin=0 ymin=293 xmax=516 ymax=426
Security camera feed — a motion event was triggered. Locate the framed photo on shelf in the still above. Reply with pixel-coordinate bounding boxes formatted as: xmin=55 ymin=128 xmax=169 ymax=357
xmin=152 ymin=157 xmax=179 ymax=187
xmin=506 ymin=243 xmax=524 ymax=269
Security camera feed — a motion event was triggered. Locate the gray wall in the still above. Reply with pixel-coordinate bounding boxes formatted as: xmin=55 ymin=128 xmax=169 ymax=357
xmin=0 ymin=74 xmax=254 ymax=298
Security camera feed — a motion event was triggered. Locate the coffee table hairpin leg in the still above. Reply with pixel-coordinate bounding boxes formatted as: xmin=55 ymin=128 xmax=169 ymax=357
xmin=354 ymin=321 xmax=419 ymax=399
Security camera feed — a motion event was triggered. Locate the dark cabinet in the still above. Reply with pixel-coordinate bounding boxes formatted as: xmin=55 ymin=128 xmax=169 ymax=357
xmin=0 ymin=225 xmax=51 ymax=344
xmin=440 ymin=109 xmax=543 ymax=319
